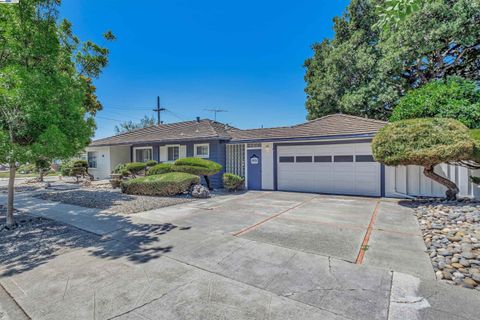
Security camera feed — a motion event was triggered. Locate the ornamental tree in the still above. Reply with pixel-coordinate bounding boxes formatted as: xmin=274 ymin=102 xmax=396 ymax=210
xmin=0 ymin=0 xmax=113 ymax=228
xmin=390 ymin=77 xmax=480 ymax=129
xmin=372 ymin=118 xmax=475 ymax=200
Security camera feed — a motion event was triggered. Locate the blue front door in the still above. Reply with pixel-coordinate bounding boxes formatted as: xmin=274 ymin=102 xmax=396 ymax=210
xmin=247 ymin=149 xmax=262 ymax=190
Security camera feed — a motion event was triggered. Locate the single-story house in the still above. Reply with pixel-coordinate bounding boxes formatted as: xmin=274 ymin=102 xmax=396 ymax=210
xmin=86 ymin=114 xmax=475 ymax=198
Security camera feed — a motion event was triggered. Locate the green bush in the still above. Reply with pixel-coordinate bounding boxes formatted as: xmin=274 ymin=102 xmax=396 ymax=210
xmin=145 ymin=160 xmax=158 ymax=167
xmin=124 ymin=162 xmax=147 ymax=176
xmin=223 ymin=173 xmax=244 ymax=191
xmin=147 ymin=163 xmax=173 ymax=176
xmin=390 ymin=77 xmax=480 ymax=129
xmin=121 ymin=172 xmax=200 ymax=196
xmin=17 ymin=163 xmax=35 ymax=174
xmin=172 ymin=157 xmax=222 ymax=176
xmin=372 ymin=118 xmax=474 ymax=167
xmin=60 ymin=159 xmax=88 ymax=177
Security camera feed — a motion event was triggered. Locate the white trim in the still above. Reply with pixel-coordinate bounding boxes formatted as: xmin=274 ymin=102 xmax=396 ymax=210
xmin=194 ymin=143 xmax=210 ymax=158
xmin=133 ymin=146 xmax=153 ymax=162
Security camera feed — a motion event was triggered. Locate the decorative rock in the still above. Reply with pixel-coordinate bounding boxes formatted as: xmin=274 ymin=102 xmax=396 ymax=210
xmin=463 ymin=278 xmax=477 ymax=287
xmin=435 ymin=271 xmax=443 ymax=280
xmin=452 ymin=263 xmax=463 ymax=269
xmin=460 ymin=258 xmax=470 ymax=267
xmin=190 ymin=184 xmax=211 ymax=199
xmin=443 ymin=270 xmax=453 ymax=280
xmin=462 ymin=252 xmax=476 ymax=259
xmin=472 ymin=273 xmax=480 ymax=283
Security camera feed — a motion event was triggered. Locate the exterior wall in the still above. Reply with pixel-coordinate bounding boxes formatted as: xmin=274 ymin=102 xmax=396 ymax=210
xmin=110 ymin=145 xmax=131 ymax=173
xmin=85 ymin=146 xmax=111 ymax=180
xmin=384 ymin=164 xmax=473 ymax=198
xmin=261 ymin=142 xmax=274 ymax=190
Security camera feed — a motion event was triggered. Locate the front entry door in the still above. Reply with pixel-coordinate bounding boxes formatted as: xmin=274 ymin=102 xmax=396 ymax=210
xmin=247 ymin=149 xmax=262 ymax=190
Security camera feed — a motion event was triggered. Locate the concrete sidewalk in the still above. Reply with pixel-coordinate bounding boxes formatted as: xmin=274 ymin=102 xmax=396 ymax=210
xmin=1 ymin=191 xmax=479 ymax=319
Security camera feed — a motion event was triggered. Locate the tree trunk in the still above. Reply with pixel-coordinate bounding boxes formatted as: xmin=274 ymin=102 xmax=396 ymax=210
xmin=6 ymin=162 xmax=16 ymax=228
xmin=423 ymin=165 xmax=459 ymax=200
xmin=38 ymin=170 xmax=44 ymax=182
xmin=204 ymin=175 xmax=212 ymax=190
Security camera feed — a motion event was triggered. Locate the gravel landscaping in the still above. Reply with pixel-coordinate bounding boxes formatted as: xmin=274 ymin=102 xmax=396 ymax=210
xmin=34 ymin=188 xmax=195 ymax=214
xmin=413 ymin=199 xmax=480 ymax=290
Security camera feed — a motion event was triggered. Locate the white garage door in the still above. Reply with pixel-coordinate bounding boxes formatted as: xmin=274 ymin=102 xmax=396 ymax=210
xmin=277 ymin=143 xmax=381 ymax=196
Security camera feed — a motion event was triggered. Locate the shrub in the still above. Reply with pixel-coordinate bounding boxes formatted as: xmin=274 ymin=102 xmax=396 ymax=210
xmin=172 ymin=157 xmax=222 ymax=189
xmin=390 ymin=77 xmax=480 ymax=129
xmin=223 ymin=173 xmax=244 ymax=191
xmin=121 ymin=172 xmax=200 ymax=196
xmin=17 ymin=163 xmax=35 ymax=174
xmin=372 ymin=118 xmax=474 ymax=199
xmin=147 ymin=163 xmax=173 ymax=176
xmin=145 ymin=160 xmax=158 ymax=167
xmin=124 ymin=162 xmax=147 ymax=177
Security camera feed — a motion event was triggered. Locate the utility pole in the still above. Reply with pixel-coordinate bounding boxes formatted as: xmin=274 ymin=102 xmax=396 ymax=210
xmin=205 ymin=108 xmax=227 ymax=121
xmin=153 ymin=96 xmax=166 ymax=125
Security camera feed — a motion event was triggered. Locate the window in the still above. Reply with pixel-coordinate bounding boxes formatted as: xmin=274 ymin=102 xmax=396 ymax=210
xmin=314 ymin=156 xmax=332 ymax=163
xmin=134 ymin=148 xmax=152 ymax=163
xmin=296 ymin=156 xmax=312 ymax=163
xmin=334 ymin=155 xmax=354 ymax=162
xmin=87 ymin=152 xmax=98 ymax=168
xmin=194 ymin=144 xmax=209 ymax=158
xmin=356 ymin=155 xmax=375 ymax=162
xmin=168 ymin=146 xmax=179 ymax=161
xmin=279 ymin=156 xmax=295 ymax=163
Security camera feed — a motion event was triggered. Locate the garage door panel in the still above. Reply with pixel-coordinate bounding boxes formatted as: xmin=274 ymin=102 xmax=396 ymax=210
xmin=277 ymin=143 xmax=380 ymax=197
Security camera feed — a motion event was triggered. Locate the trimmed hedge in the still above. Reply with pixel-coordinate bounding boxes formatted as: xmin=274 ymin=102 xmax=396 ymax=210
xmin=147 ymin=163 xmax=173 ymax=176
xmin=172 ymin=157 xmax=222 ymax=176
xmin=124 ymin=162 xmax=147 ymax=176
xmin=372 ymin=118 xmax=474 ymax=167
xmin=223 ymin=173 xmax=244 ymax=191
xmin=145 ymin=160 xmax=158 ymax=167
xmin=121 ymin=172 xmax=200 ymax=196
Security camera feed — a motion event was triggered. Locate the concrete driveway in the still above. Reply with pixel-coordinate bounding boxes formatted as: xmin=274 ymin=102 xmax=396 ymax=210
xmin=0 ymin=191 xmax=479 ymax=320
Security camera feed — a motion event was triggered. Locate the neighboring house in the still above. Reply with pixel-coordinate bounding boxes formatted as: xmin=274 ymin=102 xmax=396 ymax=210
xmin=86 ymin=114 xmax=474 ymax=198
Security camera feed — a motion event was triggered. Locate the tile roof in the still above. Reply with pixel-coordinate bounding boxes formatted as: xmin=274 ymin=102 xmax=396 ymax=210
xmin=228 ymin=114 xmax=387 ymax=141
xmin=89 ymin=119 xmax=236 ymax=147
xmin=89 ymin=114 xmax=387 ymax=147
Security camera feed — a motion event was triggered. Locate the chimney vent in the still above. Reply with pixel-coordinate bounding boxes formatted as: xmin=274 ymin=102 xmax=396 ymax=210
xmin=196 ymin=116 xmax=200 ymax=123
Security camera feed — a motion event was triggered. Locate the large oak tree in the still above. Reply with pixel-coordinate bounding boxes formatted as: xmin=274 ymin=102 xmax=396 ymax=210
xmin=304 ymin=0 xmax=480 ymax=120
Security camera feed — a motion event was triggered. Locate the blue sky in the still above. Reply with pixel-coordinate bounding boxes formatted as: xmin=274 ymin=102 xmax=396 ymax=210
xmin=59 ymin=0 xmax=349 ymax=139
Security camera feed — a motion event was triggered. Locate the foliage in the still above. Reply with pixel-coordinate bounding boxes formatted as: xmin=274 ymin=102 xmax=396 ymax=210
xmin=61 ymin=159 xmax=88 ymax=177
xmin=470 ymin=175 xmax=480 ymax=185
xmin=145 ymin=160 xmax=158 ymax=167
xmin=17 ymin=163 xmax=35 ymax=174
xmin=304 ymin=0 xmax=480 ymax=120
xmin=146 ymin=163 xmax=173 ymax=176
xmin=0 ymin=0 xmax=113 ymax=226
xmin=469 ymin=129 xmax=480 ymax=163
xmin=223 ymin=173 xmax=244 ymax=191
xmin=372 ymin=118 xmax=474 ymax=167
xmin=113 ymin=163 xmax=126 ymax=174
xmin=124 ymin=162 xmax=147 ymax=176
xmin=172 ymin=157 xmax=222 ymax=176
xmin=120 ymin=172 xmax=200 ymax=196
xmin=390 ymin=77 xmax=480 ymax=129
xmin=374 ymin=0 xmax=426 ymax=30
xmin=114 ymin=115 xmax=155 ymax=135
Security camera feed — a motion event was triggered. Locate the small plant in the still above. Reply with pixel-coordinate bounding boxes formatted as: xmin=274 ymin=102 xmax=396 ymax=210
xmin=470 ymin=176 xmax=480 ymax=185
xmin=223 ymin=173 xmax=244 ymax=191
xmin=17 ymin=163 xmax=35 ymax=174
xmin=145 ymin=160 xmax=158 ymax=167
xmin=124 ymin=162 xmax=147 ymax=177
xmin=60 ymin=159 xmax=89 ymax=182
xmin=121 ymin=172 xmax=200 ymax=196
xmin=147 ymin=163 xmax=173 ymax=176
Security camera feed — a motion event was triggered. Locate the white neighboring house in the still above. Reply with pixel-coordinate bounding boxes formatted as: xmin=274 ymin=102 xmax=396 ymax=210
xmin=86 ymin=114 xmax=476 ymax=198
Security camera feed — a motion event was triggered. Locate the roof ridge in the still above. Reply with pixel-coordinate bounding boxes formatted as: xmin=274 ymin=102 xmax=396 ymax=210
xmin=299 ymin=113 xmax=388 ymax=125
